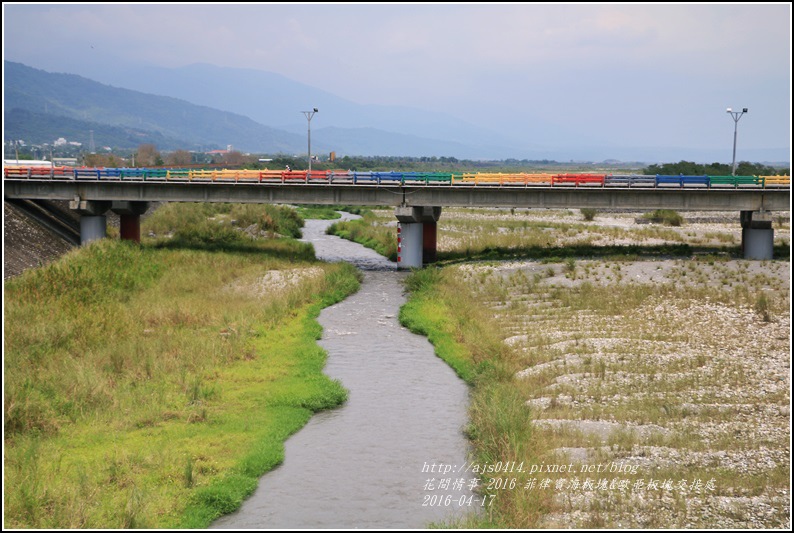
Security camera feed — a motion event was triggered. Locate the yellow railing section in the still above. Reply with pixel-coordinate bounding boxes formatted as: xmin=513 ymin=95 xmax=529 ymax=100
xmin=458 ymin=173 xmax=556 ymax=185
xmin=759 ymin=175 xmax=791 ymax=186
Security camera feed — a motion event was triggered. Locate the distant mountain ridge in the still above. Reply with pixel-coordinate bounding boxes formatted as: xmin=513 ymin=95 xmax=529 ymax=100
xmin=4 ymin=61 xmax=527 ymax=158
xmin=4 ymin=61 xmax=312 ymax=153
xmin=4 ymin=108 xmax=190 ymax=151
xmin=4 ymin=61 xmax=789 ymax=163
xmin=64 ymin=62 xmax=528 ymax=152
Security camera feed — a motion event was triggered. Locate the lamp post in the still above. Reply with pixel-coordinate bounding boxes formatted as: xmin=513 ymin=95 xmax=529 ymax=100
xmin=302 ymin=108 xmax=318 ymax=172
xmin=726 ymin=107 xmax=748 ymax=176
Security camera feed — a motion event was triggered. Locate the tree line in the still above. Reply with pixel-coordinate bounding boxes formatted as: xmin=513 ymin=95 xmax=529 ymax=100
xmin=643 ymin=161 xmax=789 ymax=176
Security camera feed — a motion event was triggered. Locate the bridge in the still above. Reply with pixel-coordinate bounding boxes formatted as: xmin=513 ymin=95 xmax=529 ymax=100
xmin=3 ymin=167 xmax=790 ymax=266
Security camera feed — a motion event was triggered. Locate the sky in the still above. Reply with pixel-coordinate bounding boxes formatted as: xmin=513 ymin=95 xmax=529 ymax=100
xmin=3 ymin=2 xmax=792 ymax=160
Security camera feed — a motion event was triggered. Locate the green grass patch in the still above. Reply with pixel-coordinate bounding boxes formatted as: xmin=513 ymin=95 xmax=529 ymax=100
xmin=295 ymin=206 xmax=342 ymax=220
xmin=294 ymin=205 xmax=374 ymax=220
xmin=144 ymin=202 xmax=305 ymax=238
xmin=4 ymin=231 xmax=361 ymax=528
xmin=326 ymin=213 xmax=397 ymax=261
xmin=399 ymin=268 xmax=554 ymax=528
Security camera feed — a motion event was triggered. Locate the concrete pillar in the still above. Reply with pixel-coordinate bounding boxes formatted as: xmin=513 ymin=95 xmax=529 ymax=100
xmin=418 ymin=207 xmax=441 ymax=265
xmin=79 ymin=216 xmax=107 ymax=245
xmin=70 ymin=198 xmax=111 ymax=246
xmin=119 ymin=215 xmax=141 ymax=242
xmin=112 ymin=201 xmax=150 ymax=243
xmin=740 ymin=210 xmax=774 ymax=260
xmin=395 ymin=206 xmax=442 ymax=269
xmin=422 ymin=221 xmax=437 ymax=264
xmin=742 ymin=229 xmax=774 ymax=260
xmin=397 ymin=222 xmax=423 ymax=269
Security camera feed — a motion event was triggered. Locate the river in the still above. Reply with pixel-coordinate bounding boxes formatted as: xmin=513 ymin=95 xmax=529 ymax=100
xmin=211 ymin=215 xmax=474 ymax=529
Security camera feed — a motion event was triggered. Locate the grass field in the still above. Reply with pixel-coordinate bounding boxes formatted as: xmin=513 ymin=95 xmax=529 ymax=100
xmin=4 ymin=206 xmax=361 ymax=528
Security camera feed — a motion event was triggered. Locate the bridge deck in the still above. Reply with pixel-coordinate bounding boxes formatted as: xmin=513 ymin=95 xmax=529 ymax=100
xmin=3 ymin=178 xmax=790 ymax=211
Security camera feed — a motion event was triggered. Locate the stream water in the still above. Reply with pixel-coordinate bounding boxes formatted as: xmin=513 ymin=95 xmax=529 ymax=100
xmin=211 ymin=215 xmax=474 ymax=529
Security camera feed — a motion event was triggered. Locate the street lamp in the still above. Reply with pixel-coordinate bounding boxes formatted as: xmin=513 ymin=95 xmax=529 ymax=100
xmin=726 ymin=107 xmax=748 ymax=176
xmin=302 ymin=108 xmax=318 ymax=172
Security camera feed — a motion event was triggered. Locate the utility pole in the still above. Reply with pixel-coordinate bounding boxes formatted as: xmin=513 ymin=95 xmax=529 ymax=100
xmin=726 ymin=107 xmax=748 ymax=176
xmin=302 ymin=108 xmax=318 ymax=172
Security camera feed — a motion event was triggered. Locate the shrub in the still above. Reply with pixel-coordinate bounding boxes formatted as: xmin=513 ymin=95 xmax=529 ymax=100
xmin=642 ymin=209 xmax=684 ymax=226
xmin=756 ymin=293 xmax=772 ymax=322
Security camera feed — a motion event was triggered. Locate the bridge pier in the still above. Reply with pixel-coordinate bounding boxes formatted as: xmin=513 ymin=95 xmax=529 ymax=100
xmin=79 ymin=216 xmax=108 ymax=245
xmin=112 ymin=201 xmax=150 ymax=243
xmin=423 ymin=221 xmax=438 ymax=264
xmin=395 ymin=206 xmax=442 ymax=269
xmin=70 ymin=198 xmax=112 ymax=245
xmin=740 ymin=210 xmax=774 ymax=260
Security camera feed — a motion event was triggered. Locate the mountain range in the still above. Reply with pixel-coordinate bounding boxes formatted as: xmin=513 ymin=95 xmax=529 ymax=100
xmin=4 ymin=61 xmax=534 ymax=158
xmin=4 ymin=61 xmax=789 ymax=163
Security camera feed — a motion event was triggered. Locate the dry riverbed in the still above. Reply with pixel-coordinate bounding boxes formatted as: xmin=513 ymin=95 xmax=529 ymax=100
xmin=435 ymin=208 xmax=790 ymax=528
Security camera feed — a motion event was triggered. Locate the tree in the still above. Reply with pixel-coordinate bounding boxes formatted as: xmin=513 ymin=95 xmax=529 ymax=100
xmin=84 ymin=153 xmax=122 ymax=167
xmin=221 ymin=150 xmax=246 ymax=166
xmin=136 ymin=144 xmax=161 ymax=167
xmin=165 ymin=150 xmax=192 ymax=166
xmin=644 ymin=160 xmax=788 ymax=177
